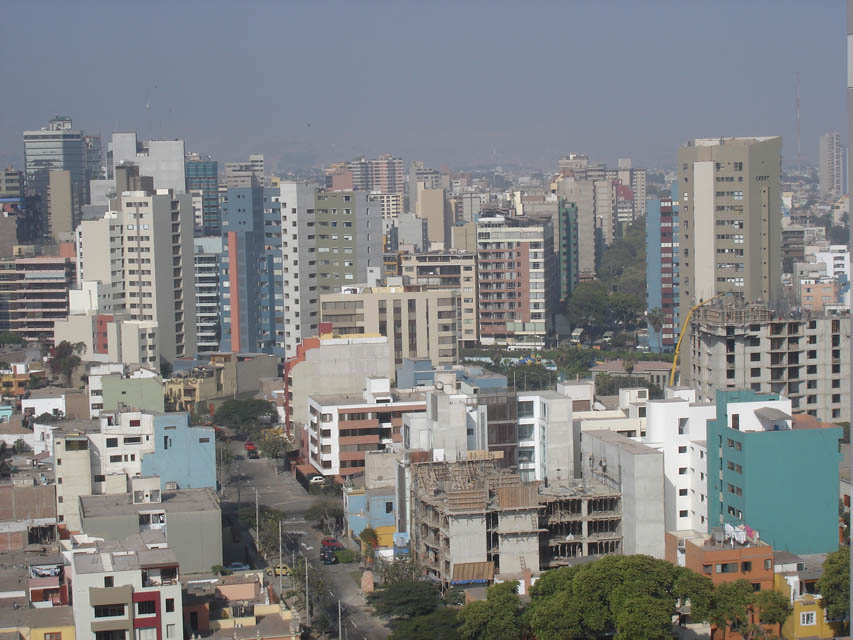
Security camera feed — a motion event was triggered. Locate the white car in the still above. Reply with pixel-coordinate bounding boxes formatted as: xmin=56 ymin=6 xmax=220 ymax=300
xmin=309 ymin=475 xmax=326 ymax=485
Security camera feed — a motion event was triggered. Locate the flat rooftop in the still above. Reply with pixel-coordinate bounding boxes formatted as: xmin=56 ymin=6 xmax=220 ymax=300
xmin=80 ymin=487 xmax=220 ymax=519
xmin=309 ymin=390 xmax=426 ymax=407
xmin=583 ymin=430 xmax=660 ymax=455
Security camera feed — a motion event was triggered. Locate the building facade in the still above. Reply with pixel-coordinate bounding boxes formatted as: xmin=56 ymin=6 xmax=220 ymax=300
xmin=677 ymin=137 xmax=782 ymax=314
xmin=185 ymin=154 xmax=220 ymax=235
xmin=193 ymin=236 xmax=223 ymax=353
xmin=476 ymin=215 xmax=558 ymax=346
xmin=646 ymin=191 xmax=680 ymax=352
xmin=819 ymin=132 xmax=845 ymax=200
xmin=0 ymin=255 xmax=75 ymax=344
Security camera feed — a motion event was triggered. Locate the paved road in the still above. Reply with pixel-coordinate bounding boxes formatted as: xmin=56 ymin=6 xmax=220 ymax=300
xmin=221 ymin=442 xmax=389 ymax=639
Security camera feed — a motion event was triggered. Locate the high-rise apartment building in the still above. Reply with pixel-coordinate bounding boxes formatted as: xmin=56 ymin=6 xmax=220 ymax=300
xmin=0 ymin=167 xmax=23 ymax=197
xmin=108 ymin=132 xmax=186 ymax=194
xmin=400 ymin=251 xmax=479 ymax=345
xmin=279 ymin=185 xmax=382 ymax=358
xmin=476 ymin=214 xmax=558 ymax=346
xmin=320 ymin=285 xmax=459 ymax=372
xmin=185 ymin=154 xmax=220 ymax=235
xmin=219 ymin=187 xmax=283 ymax=355
xmin=408 ymin=160 xmax=442 ymax=213
xmin=677 ymin=137 xmax=782 ymax=314
xmin=76 ymin=190 xmax=196 ymax=362
xmin=224 ymin=154 xmax=264 ymax=188
xmin=23 ymin=116 xmax=95 ymax=241
xmin=646 ymin=190 xmax=680 ymax=352
xmin=347 ymin=155 xmax=403 ymax=195
xmin=0 ymin=255 xmax=76 ymax=344
xmin=555 ymin=176 xmax=597 ymax=279
xmin=193 ymin=237 xmax=223 ymax=353
xmin=819 ymin=132 xmax=845 ymax=200
xmin=556 ymin=199 xmax=579 ymax=300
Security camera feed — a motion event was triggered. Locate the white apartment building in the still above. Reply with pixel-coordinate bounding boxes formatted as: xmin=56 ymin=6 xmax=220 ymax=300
xmin=814 ymin=245 xmax=850 ymax=283
xmin=516 ymin=390 xmax=574 ymax=484
xmin=71 ymin=534 xmax=183 ymax=640
xmin=642 ymin=388 xmax=715 ymax=533
xmin=307 ymin=378 xmax=426 ymax=477
xmin=819 ymin=132 xmax=844 ymax=200
xmin=193 ymin=236 xmax=223 ymax=353
xmin=279 ymin=182 xmax=318 ymax=359
xmin=76 ymin=190 xmax=196 ymax=362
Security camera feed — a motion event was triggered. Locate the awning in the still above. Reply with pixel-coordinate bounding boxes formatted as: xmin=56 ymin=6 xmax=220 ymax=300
xmin=451 ymin=561 xmax=494 ymax=585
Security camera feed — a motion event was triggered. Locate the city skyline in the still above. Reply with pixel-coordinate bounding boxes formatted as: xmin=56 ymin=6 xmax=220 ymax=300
xmin=0 ymin=1 xmax=846 ymax=172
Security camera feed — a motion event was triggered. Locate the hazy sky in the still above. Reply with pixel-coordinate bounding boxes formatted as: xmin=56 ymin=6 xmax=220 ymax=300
xmin=0 ymin=1 xmax=846 ymax=172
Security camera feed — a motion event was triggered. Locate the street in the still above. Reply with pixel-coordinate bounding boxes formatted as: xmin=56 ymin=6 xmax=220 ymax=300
xmin=221 ymin=442 xmax=390 ymax=639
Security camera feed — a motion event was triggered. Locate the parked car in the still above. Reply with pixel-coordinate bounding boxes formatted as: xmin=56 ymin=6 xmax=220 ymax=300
xmin=247 ymin=449 xmax=260 ymax=459
xmin=321 ymin=551 xmax=339 ymax=565
xmin=244 ymin=441 xmax=257 ymax=451
xmin=321 ymin=537 xmax=344 ymax=550
xmin=309 ymin=475 xmax=326 ymax=485
xmin=225 ymin=561 xmax=250 ymax=572
xmin=265 ymin=563 xmax=291 ymax=576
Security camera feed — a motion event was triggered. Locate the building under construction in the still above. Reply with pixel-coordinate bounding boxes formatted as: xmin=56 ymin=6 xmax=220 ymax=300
xmin=409 ymin=456 xmax=623 ymax=589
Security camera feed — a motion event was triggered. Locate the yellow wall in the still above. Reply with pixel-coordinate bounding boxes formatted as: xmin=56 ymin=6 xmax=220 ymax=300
xmin=376 ymin=525 xmax=396 ymax=548
xmin=30 ymin=625 xmax=77 ymax=640
xmin=775 ymin=574 xmax=834 ymax=639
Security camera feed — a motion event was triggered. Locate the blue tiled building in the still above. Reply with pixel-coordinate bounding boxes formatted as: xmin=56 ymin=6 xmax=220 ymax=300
xmin=140 ymin=412 xmax=216 ymax=490
xmin=185 ymin=157 xmax=220 ymax=235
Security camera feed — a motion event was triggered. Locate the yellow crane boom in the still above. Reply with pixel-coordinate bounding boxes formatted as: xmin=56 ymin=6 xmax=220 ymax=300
xmin=669 ymin=293 xmax=725 ymax=387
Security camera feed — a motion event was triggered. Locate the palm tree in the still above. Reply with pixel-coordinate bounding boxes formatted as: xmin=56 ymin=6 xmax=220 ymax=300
xmin=647 ymin=307 xmax=665 ymax=353
xmin=623 ymin=350 xmax=638 ymax=388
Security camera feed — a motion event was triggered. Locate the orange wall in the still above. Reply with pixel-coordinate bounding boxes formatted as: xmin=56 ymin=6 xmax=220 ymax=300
xmin=684 ymin=539 xmax=773 ymax=590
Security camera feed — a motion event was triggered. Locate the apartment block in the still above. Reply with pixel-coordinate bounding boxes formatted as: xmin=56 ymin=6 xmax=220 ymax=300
xmin=71 ymin=536 xmax=183 ymax=640
xmin=819 ymin=132 xmax=845 ymax=200
xmin=707 ymin=390 xmax=841 ymax=554
xmin=400 ymin=251 xmax=478 ymax=345
xmin=76 ymin=190 xmax=196 ymax=362
xmin=193 ymin=236 xmax=223 ymax=353
xmin=348 ymin=154 xmax=403 ymax=195
xmin=219 ymin=187 xmax=283 ymax=355
xmin=646 ymin=190 xmax=680 ymax=352
xmin=283 ymin=329 xmax=391 ymax=438
xmin=476 ymin=214 xmax=558 ymax=347
xmin=79 ymin=484 xmax=222 ymax=574
xmin=678 ymin=136 xmax=782 ymax=312
xmin=109 ymin=132 xmax=186 ymax=194
xmin=320 ymin=285 xmax=459 ymax=373
xmin=306 ymin=377 xmax=425 ymax=477
xmin=185 ymin=154 xmax=220 ymax=235
xmin=556 ymin=199 xmax=578 ymax=300
xmin=0 ymin=255 xmax=75 ymax=344
xmin=684 ymin=302 xmax=850 ymax=421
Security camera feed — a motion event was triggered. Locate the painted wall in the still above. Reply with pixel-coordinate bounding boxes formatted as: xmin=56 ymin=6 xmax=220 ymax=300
xmin=140 ymin=414 xmax=216 ymax=490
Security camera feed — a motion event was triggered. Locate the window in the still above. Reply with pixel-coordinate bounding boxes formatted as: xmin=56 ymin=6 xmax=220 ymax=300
xmin=137 ymin=600 xmax=156 ymax=615
xmin=800 ymin=612 xmax=816 ymax=626
xmin=716 ymin=562 xmax=739 ymax=574
xmin=94 ymin=604 xmax=124 ymax=617
xmin=106 ymin=437 xmax=118 ymax=448
xmin=741 ymin=561 xmax=752 ymax=573
xmin=517 ymin=401 xmax=534 ymax=418
xmin=678 ymin=467 xmax=687 ymax=475
xmin=44 ymin=634 xmax=62 ymax=640
xmin=679 ymin=489 xmax=688 ymax=496
xmin=764 ymin=559 xmax=772 ymax=570
xmin=679 ymin=510 xmax=688 ymax=518
xmin=104 ymin=576 xmax=113 ymax=587
xmin=678 ymin=445 xmax=687 ymax=453
xmin=166 ymin=625 xmax=176 ymax=639
xmin=386 ymin=501 xmax=393 ymax=513
xmin=109 ymin=455 xmax=122 ymax=463
xmin=165 ymin=598 xmax=175 ymax=613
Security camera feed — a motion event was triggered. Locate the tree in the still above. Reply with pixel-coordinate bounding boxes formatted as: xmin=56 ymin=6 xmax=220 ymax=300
xmin=214 ymin=399 xmax=276 ymax=438
xmin=622 ymin=351 xmax=638 ymax=386
xmin=817 ymin=546 xmax=850 ymax=633
xmin=647 ymin=307 xmax=665 ymax=353
xmin=709 ymin=580 xmax=754 ymax=636
xmin=12 ymin=439 xmax=30 ymax=455
xmin=390 ymin=607 xmax=460 ymax=640
xmin=258 ymin=433 xmax=289 ymax=461
xmin=378 ymin=554 xmax=420 ymax=586
xmin=305 ymin=499 xmax=344 ymax=535
xmin=458 ymin=581 xmax=526 ymax=640
xmin=613 ymin=594 xmax=673 ymax=640
xmin=565 ymin=281 xmax=610 ymax=327
xmin=753 ymin=588 xmax=791 ymax=636
xmin=359 ymin=527 xmax=380 ymax=555
xmin=367 ymin=580 xmax=441 ymax=620
xmin=159 ymin=359 xmax=173 ymax=379
xmin=48 ymin=341 xmax=85 ymax=386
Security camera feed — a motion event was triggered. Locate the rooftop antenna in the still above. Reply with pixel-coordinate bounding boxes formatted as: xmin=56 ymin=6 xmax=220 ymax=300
xmin=795 ymin=72 xmax=801 ymax=172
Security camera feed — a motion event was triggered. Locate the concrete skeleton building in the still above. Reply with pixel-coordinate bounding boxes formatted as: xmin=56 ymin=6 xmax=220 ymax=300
xmin=683 ymin=301 xmax=850 ymax=422
xmin=320 ymin=284 xmax=459 ymax=373
xmin=677 ymin=136 xmax=783 ymax=314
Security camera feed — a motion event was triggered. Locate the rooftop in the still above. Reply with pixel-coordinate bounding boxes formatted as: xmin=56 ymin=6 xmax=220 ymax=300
xmin=583 ymin=430 xmax=661 ymax=455
xmin=80 ymin=487 xmax=220 ymax=519
xmin=792 ymin=413 xmax=839 ymax=431
xmin=309 ymin=389 xmax=426 ymax=407
xmin=590 ymin=360 xmax=673 ymax=373
xmin=0 ymin=605 xmax=74 ymax=631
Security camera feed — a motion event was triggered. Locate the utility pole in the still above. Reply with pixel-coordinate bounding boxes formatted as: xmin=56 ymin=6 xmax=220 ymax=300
xmin=338 ymin=600 xmax=342 ymax=639
xmin=278 ymin=519 xmax=282 ymax=596
xmin=253 ymin=487 xmax=259 ymax=540
xmin=305 ymin=556 xmax=310 ymax=625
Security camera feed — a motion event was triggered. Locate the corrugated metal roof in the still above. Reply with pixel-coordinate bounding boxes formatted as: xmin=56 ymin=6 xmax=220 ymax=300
xmin=451 ymin=561 xmax=494 ymax=585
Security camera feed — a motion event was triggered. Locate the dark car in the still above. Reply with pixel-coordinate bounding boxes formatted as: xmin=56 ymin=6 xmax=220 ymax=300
xmin=247 ymin=449 xmax=260 ymax=459
xmin=321 ymin=550 xmax=339 ymax=565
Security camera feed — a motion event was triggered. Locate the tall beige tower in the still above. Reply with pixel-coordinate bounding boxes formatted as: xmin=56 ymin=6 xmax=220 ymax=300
xmin=677 ymin=137 xmax=782 ymax=317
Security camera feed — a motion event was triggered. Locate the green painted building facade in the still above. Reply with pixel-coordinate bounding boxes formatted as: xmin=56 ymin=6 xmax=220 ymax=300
xmin=557 ymin=198 xmax=578 ymax=301
xmin=707 ymin=389 xmax=841 ymax=554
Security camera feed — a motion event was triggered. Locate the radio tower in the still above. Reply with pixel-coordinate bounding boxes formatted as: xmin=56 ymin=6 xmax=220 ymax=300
xmin=795 ymin=72 xmax=801 ymax=172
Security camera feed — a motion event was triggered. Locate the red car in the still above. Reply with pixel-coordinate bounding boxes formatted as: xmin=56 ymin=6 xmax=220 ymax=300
xmin=244 ymin=441 xmax=257 ymax=452
xmin=321 ymin=537 xmax=344 ymax=550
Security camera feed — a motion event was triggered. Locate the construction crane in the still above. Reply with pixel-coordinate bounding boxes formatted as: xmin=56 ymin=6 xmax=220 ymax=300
xmin=669 ymin=293 xmax=726 ymax=387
